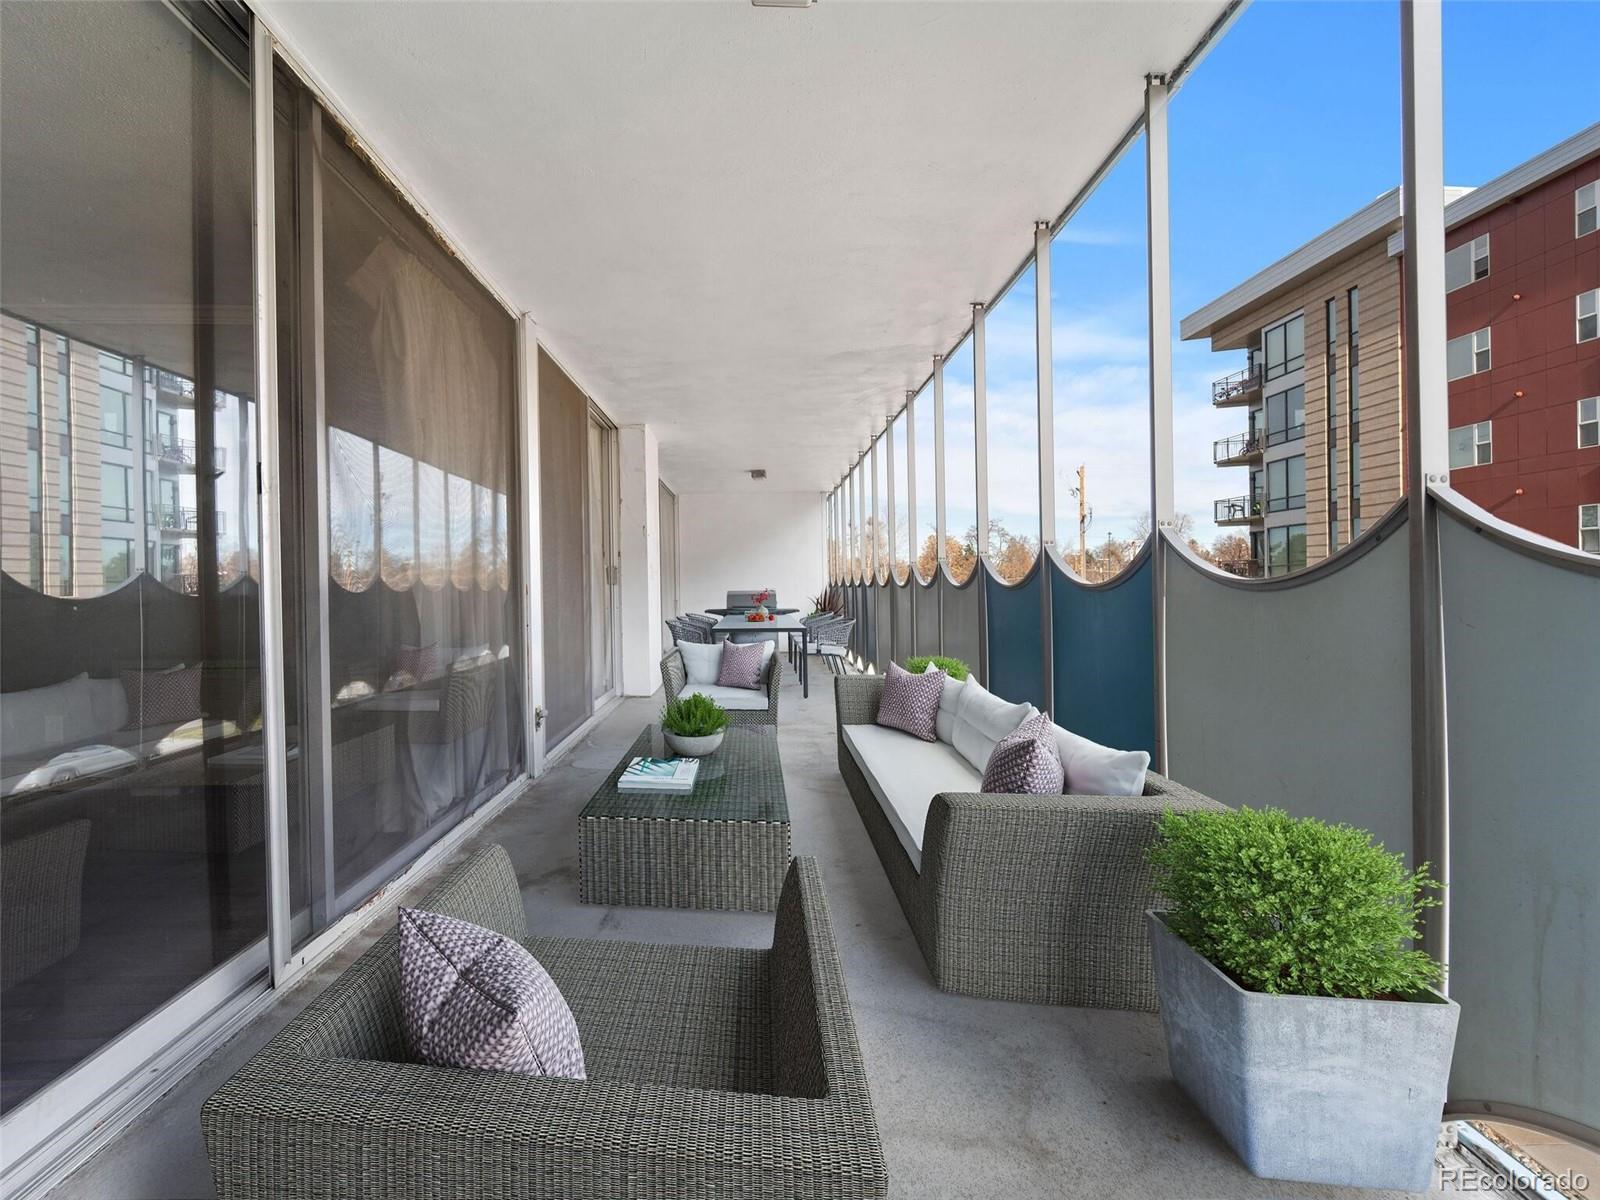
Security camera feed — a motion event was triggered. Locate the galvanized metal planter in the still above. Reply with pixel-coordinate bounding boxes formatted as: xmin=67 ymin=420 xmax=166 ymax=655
xmin=1147 ymin=911 xmax=1459 ymax=1192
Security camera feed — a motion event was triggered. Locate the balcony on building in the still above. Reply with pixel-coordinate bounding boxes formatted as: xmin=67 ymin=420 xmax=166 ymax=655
xmin=1210 ymin=362 xmax=1263 ymax=407
xmin=1213 ymin=494 xmax=1260 ymax=526
xmin=1212 ymin=429 xmax=1263 ymax=466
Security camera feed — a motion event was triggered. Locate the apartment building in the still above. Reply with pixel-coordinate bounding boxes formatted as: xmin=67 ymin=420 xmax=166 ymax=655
xmin=1183 ymin=124 xmax=1600 ymax=573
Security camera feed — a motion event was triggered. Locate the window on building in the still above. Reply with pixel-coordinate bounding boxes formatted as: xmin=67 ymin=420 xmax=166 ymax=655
xmin=1580 ymin=397 xmax=1599 ymax=449
xmin=1325 ymin=298 xmax=1339 ymax=552
xmin=1266 ymin=455 xmax=1307 ymax=513
xmin=1265 ymin=384 xmax=1306 ymax=447
xmin=1578 ymin=289 xmax=1598 ymax=343
xmin=1444 ymin=234 xmax=1490 ymax=292
xmin=1263 ymin=314 xmax=1305 ymax=381
xmin=1446 ymin=327 xmax=1492 ymax=380
xmin=101 ymin=463 xmax=131 ymax=521
xmin=1351 ymin=443 xmax=1362 ymax=537
xmin=1578 ymin=179 xmax=1598 ymax=238
xmin=1266 ymin=523 xmax=1308 ymax=577
xmin=100 ymin=537 xmax=134 ymax=586
xmin=1448 ymin=420 xmax=1493 ymax=468
xmin=1581 ymin=504 xmax=1599 ymax=553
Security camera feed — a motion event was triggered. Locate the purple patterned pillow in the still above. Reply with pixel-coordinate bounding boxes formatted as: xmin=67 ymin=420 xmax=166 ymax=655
xmin=716 ymin=641 xmax=765 ymax=690
xmin=875 ymin=661 xmax=943 ymax=742
xmin=398 ymin=906 xmax=585 ymax=1080
xmin=120 ymin=665 xmax=201 ymax=729
xmin=980 ymin=713 xmax=1065 ymax=794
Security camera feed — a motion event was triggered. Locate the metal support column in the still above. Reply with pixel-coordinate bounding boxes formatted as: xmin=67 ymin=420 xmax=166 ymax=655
xmin=1035 ymin=222 xmax=1056 ymax=715
xmin=933 ymin=355 xmax=947 ymax=568
xmin=904 ymin=390 xmax=918 ymax=575
xmin=1401 ymin=0 xmax=1451 ymax=965
xmin=886 ymin=414 xmax=898 ymax=582
xmin=1145 ymin=73 xmax=1175 ymax=773
xmin=870 ymin=433 xmax=881 ymax=585
xmin=973 ymin=303 xmax=990 ymax=561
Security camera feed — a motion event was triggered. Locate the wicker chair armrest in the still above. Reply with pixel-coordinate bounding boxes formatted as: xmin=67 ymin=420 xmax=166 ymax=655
xmin=765 ymin=652 xmax=784 ymax=714
xmin=660 ymin=648 xmax=686 ymax=699
xmin=832 ymin=674 xmax=883 ymax=727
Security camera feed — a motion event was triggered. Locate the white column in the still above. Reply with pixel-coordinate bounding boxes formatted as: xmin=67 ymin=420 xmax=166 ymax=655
xmin=886 ymin=415 xmax=898 ymax=580
xmin=905 ymin=391 xmax=919 ymax=574
xmin=869 ymin=434 xmax=881 ymax=582
xmin=973 ymin=303 xmax=990 ymax=558
xmin=933 ymin=355 xmax=947 ymax=566
xmin=616 ymin=424 xmax=661 ymax=696
xmin=250 ymin=15 xmax=292 ymax=983
xmin=1401 ymin=0 xmax=1450 ymax=966
xmin=1145 ymin=73 xmax=1174 ymax=773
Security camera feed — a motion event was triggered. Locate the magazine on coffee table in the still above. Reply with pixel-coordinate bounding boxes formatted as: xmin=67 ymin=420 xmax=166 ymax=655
xmin=617 ymin=755 xmax=700 ymax=793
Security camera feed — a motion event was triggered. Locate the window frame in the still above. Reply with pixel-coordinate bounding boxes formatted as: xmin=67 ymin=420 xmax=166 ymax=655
xmin=1448 ymin=419 xmax=1493 ymax=469
xmin=1578 ymin=179 xmax=1598 ymax=238
xmin=1444 ymin=233 xmax=1490 ymax=293
xmin=1577 ymin=289 xmax=1598 ymax=344
xmin=1446 ymin=327 xmax=1492 ymax=381
xmin=1579 ymin=397 xmax=1599 ymax=450
xmin=1265 ymin=453 xmax=1307 ymax=513
xmin=1262 ymin=313 xmax=1305 ymax=382
xmin=1264 ymin=384 xmax=1306 ymax=447
xmin=1580 ymin=503 xmax=1599 ymax=554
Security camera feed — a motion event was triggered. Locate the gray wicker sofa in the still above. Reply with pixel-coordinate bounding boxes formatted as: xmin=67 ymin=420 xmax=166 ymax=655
xmin=203 ymin=844 xmax=886 ymax=1199
xmin=835 ymin=673 xmax=1226 ymax=1011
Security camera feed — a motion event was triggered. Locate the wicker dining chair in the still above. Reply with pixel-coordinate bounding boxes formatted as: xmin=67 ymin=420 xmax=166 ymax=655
xmin=813 ymin=618 xmax=854 ymax=675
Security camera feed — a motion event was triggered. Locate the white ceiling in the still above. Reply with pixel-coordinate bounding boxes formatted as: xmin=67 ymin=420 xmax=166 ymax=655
xmin=257 ymin=0 xmax=1227 ymax=495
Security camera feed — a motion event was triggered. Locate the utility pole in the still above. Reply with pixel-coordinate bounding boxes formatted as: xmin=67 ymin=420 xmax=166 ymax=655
xmin=1076 ymin=464 xmax=1088 ymax=576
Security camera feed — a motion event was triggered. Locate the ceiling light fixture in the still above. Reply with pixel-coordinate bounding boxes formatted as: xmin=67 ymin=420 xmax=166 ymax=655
xmin=749 ymin=469 xmax=768 ymax=480
xmin=751 ymin=0 xmax=815 ymax=8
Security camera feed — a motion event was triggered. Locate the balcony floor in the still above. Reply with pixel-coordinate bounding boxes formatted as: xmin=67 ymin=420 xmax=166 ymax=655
xmin=50 ymin=668 xmax=1481 ymax=1199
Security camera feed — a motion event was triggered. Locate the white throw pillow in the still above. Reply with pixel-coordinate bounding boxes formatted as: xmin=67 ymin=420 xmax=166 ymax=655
xmin=1050 ymin=723 xmax=1150 ymax=796
xmin=950 ymin=677 xmax=1035 ymax=774
xmin=921 ymin=662 xmax=966 ymax=745
xmin=1 ymin=673 xmax=100 ymax=759
xmin=677 ymin=641 xmax=722 ymax=685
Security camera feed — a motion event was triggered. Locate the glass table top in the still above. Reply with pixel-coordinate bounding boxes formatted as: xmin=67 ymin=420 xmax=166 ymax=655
xmin=580 ymin=725 xmax=789 ymax=823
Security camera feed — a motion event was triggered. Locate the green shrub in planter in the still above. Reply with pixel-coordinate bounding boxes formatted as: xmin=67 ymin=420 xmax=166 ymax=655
xmin=1148 ymin=806 xmax=1441 ymax=998
xmin=902 ymin=655 xmax=969 ymax=681
xmin=661 ymin=693 xmax=730 ymax=738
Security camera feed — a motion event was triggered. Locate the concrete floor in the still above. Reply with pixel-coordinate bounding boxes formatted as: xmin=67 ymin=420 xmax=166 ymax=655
xmin=50 ymin=670 xmax=1483 ymax=1199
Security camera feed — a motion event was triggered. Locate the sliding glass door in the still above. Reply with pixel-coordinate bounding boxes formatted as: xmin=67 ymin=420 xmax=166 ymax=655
xmin=273 ymin=71 xmax=525 ymax=945
xmin=0 ymin=0 xmax=262 ymax=1113
xmin=587 ymin=412 xmax=619 ymax=705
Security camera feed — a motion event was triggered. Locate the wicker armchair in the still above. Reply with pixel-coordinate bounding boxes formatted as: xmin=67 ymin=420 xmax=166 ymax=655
xmin=812 ymin=619 xmax=854 ymax=675
xmin=203 ymin=845 xmax=886 ymax=1199
xmin=661 ymin=646 xmax=781 ymax=726
xmin=833 ymin=672 xmax=1228 ymax=1010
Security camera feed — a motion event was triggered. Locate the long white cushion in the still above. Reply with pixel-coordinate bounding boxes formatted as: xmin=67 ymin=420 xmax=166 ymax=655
xmin=949 ymin=677 xmax=1034 ymax=774
xmin=842 ymin=723 xmax=981 ymax=872
xmin=1051 ymin=724 xmax=1150 ymax=796
xmin=920 ymin=662 xmax=966 ymax=745
xmin=679 ymin=683 xmax=769 ymax=711
xmin=1 ymin=673 xmax=110 ymax=759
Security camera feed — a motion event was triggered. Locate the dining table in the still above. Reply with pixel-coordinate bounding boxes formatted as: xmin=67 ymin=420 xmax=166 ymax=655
xmin=710 ymin=612 xmax=815 ymax=698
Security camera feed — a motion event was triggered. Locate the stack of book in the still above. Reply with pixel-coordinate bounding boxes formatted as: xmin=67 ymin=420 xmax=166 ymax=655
xmin=617 ymin=756 xmax=700 ymax=793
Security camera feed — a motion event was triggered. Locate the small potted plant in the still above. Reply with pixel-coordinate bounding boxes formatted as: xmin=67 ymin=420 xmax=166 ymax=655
xmin=661 ymin=693 xmax=730 ymax=757
xmin=903 ymin=655 xmax=969 ymax=680
xmin=1146 ymin=806 xmax=1458 ymax=1191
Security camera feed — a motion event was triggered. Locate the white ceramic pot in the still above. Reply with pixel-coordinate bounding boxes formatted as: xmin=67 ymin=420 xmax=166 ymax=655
xmin=664 ymin=729 xmax=724 ymax=758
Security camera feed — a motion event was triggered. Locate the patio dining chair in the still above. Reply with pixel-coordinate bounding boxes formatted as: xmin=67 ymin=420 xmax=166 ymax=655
xmin=790 ymin=611 xmax=839 ymax=672
xmin=814 ymin=618 xmax=854 ymax=675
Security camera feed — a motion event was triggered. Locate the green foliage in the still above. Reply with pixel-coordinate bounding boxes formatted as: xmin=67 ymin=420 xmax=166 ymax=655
xmin=1148 ymin=806 xmax=1443 ymax=999
xmin=903 ymin=655 xmax=970 ymax=681
xmin=661 ymin=692 xmax=730 ymax=738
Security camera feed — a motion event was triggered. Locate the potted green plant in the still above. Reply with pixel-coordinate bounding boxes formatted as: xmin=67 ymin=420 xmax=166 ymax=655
xmin=902 ymin=655 xmax=969 ymax=680
xmin=1146 ymin=806 xmax=1458 ymax=1191
xmin=661 ymin=693 xmax=730 ymax=757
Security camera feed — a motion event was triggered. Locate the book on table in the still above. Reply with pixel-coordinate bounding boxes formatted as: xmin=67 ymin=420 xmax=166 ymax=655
xmin=617 ymin=755 xmax=700 ymax=793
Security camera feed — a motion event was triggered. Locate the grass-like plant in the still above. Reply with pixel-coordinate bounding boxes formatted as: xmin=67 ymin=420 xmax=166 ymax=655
xmin=1148 ymin=806 xmax=1443 ymax=999
xmin=903 ymin=655 xmax=970 ymax=680
xmin=661 ymin=692 xmax=730 ymax=738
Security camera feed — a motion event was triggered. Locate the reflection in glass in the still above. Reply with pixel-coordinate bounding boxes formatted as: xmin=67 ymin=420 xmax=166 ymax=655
xmin=986 ymin=266 xmax=1040 ymax=580
xmin=0 ymin=0 xmax=261 ymax=1113
xmin=418 ymin=462 xmax=448 ymax=588
xmin=943 ymin=337 xmax=978 ymax=582
xmin=379 ymin=446 xmax=416 ymax=589
xmin=329 ymin=428 xmax=377 ymax=592
xmin=890 ymin=410 xmax=910 ymax=583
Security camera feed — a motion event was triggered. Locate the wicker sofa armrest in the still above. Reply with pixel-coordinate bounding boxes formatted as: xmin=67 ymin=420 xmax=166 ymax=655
xmin=832 ymin=674 xmax=884 ymax=728
xmin=660 ymin=648 xmax=686 ymax=700
xmin=916 ymin=776 xmax=1227 ymax=1009
xmin=764 ymin=651 xmax=784 ymax=718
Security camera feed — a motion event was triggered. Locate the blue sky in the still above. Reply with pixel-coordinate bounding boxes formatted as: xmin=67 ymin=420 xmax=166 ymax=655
xmin=940 ymin=0 xmax=1600 ymax=554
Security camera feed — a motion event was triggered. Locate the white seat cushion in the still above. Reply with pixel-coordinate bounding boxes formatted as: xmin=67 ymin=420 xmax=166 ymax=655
xmin=919 ymin=662 xmax=966 ymax=744
xmin=676 ymin=640 xmax=773 ymax=686
xmin=679 ymin=683 xmax=769 ymax=711
xmin=842 ymin=723 xmax=982 ymax=872
xmin=948 ymin=677 xmax=1035 ymax=774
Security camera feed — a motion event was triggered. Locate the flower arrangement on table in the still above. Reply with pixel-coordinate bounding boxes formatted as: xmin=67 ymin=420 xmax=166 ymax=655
xmin=745 ymin=589 xmax=773 ymax=621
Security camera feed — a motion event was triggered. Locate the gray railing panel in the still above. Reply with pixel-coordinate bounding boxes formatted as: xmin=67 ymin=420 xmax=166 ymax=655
xmin=913 ymin=575 xmax=940 ymax=657
xmin=1439 ymin=509 xmax=1599 ymax=1138
xmin=937 ymin=568 xmax=983 ymax=686
xmin=890 ymin=578 xmax=913 ymax=666
xmin=1164 ymin=523 xmax=1413 ymax=862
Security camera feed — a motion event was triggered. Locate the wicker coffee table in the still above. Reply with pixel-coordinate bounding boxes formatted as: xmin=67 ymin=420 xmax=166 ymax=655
xmin=578 ymin=725 xmax=790 ymax=911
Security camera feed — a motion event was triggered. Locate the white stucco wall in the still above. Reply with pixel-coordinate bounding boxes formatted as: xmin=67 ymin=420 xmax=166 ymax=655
xmin=675 ymin=490 xmax=826 ymax=619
